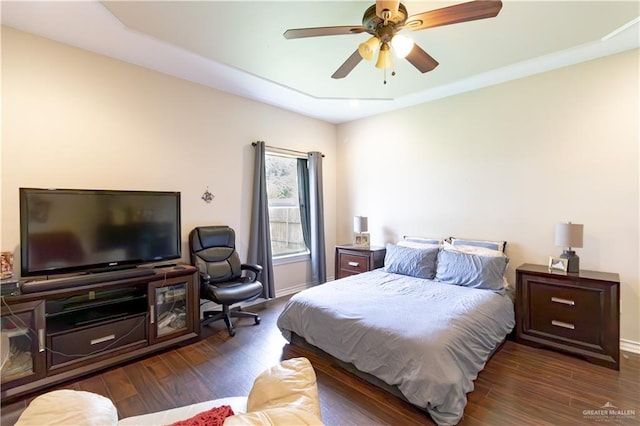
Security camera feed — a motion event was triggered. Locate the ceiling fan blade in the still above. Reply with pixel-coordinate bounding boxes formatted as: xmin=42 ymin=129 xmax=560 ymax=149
xmin=331 ymin=50 xmax=363 ymax=79
xmin=284 ymin=26 xmax=367 ymax=39
xmin=405 ymin=0 xmax=502 ymax=32
xmin=405 ymin=44 xmax=439 ymax=73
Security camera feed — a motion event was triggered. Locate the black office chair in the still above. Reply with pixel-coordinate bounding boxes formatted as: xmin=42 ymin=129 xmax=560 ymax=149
xmin=189 ymin=226 xmax=263 ymax=337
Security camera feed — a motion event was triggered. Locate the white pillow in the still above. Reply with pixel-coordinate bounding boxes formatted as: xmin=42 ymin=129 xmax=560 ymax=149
xmin=398 ymin=236 xmax=443 ymax=249
xmin=443 ymin=241 xmax=505 ymax=257
xmin=450 ymin=237 xmax=506 ymax=253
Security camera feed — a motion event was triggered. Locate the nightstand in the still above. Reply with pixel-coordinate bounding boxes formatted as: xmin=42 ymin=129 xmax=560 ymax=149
xmin=515 ymin=263 xmax=620 ymax=370
xmin=335 ymin=245 xmax=386 ymax=280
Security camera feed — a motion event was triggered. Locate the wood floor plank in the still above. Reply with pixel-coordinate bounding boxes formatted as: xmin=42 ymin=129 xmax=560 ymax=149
xmin=121 ymin=357 xmax=178 ymax=414
xmin=159 ymin=350 xmax=218 ymax=404
xmin=75 ymin=374 xmax=110 ymax=400
xmin=2 ymin=296 xmax=638 ymax=426
xmin=114 ymin=394 xmax=149 ymax=420
xmin=100 ymin=366 xmax=138 ymax=404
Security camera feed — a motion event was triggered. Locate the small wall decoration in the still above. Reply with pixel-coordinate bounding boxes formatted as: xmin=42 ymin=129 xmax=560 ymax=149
xmin=201 ymin=187 xmax=214 ymax=204
xmin=548 ymin=256 xmax=568 ymax=272
xmin=1 ymin=252 xmax=14 ymax=279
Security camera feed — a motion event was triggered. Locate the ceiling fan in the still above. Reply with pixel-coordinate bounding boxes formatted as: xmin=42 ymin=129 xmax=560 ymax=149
xmin=283 ymin=0 xmax=503 ymax=83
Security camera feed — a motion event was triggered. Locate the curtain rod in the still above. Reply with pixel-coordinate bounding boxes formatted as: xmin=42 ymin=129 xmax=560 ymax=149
xmin=252 ymin=142 xmax=324 ymax=158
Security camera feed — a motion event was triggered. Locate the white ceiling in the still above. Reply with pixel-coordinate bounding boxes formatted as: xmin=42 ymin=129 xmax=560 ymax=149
xmin=2 ymin=1 xmax=639 ymax=124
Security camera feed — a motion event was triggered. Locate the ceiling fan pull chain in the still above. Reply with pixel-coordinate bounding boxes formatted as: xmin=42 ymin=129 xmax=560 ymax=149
xmin=384 ymin=68 xmax=387 ymax=85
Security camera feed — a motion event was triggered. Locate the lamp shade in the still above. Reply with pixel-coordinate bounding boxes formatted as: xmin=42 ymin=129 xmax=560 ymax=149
xmin=391 ymin=34 xmax=414 ymax=58
xmin=375 ymin=43 xmax=392 ymax=69
xmin=358 ymin=36 xmax=380 ymax=61
xmin=354 ymin=216 xmax=368 ymax=233
xmin=555 ymin=223 xmax=584 ymax=248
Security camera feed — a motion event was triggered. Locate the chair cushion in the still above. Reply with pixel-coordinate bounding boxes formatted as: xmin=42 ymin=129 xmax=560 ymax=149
xmin=246 ymin=357 xmax=321 ymax=418
xmin=224 ymin=357 xmax=323 ymax=425
xmin=15 ymin=390 xmax=118 ymax=426
xmin=192 ymin=226 xmax=235 ymax=251
xmin=204 ymin=280 xmax=263 ymax=305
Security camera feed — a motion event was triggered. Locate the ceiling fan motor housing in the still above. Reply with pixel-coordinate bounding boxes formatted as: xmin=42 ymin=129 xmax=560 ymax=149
xmin=375 ymin=0 xmax=401 ymax=20
xmin=362 ymin=3 xmax=408 ymax=42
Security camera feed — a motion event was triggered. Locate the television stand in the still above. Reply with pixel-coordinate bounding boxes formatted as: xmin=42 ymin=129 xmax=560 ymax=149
xmin=0 ymin=265 xmax=199 ymax=403
xmin=19 ymin=268 xmax=155 ymax=294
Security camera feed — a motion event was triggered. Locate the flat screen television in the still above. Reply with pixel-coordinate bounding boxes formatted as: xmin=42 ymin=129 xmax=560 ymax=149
xmin=20 ymin=188 xmax=181 ymax=277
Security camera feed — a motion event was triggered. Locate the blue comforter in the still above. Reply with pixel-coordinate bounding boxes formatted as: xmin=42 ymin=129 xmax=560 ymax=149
xmin=277 ymin=269 xmax=515 ymax=425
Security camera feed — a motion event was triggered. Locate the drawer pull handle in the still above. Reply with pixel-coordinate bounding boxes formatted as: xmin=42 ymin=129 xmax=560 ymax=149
xmin=348 ymin=262 xmax=359 ymax=267
xmin=91 ymin=334 xmax=116 ymax=345
xmin=38 ymin=328 xmax=45 ymax=353
xmin=551 ymin=297 xmax=575 ymax=306
xmin=551 ymin=320 xmax=575 ymax=330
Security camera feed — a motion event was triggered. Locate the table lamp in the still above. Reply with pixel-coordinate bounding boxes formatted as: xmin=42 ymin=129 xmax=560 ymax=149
xmin=555 ymin=222 xmax=583 ymax=273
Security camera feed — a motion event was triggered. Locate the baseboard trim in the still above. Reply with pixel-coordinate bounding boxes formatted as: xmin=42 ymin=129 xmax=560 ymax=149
xmin=275 ymin=276 xmax=335 ymax=298
xmin=620 ymin=339 xmax=640 ymax=354
xmin=276 ymin=282 xmax=311 ymax=298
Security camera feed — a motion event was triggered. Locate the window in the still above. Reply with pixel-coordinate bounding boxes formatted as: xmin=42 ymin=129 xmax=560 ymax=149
xmin=265 ymin=153 xmax=308 ymax=258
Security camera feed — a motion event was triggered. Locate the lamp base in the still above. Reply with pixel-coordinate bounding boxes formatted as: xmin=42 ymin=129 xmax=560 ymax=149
xmin=353 ymin=232 xmax=370 ymax=247
xmin=560 ymin=250 xmax=579 ymax=273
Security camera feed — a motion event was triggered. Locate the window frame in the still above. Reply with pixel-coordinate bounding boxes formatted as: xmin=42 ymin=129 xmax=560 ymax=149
xmin=264 ymin=150 xmax=310 ymax=261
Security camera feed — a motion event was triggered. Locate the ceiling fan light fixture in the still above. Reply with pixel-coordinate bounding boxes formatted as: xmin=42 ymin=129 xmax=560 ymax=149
xmin=375 ymin=42 xmax=393 ymax=69
xmin=358 ymin=36 xmax=380 ymax=61
xmin=391 ymin=34 xmax=414 ymax=58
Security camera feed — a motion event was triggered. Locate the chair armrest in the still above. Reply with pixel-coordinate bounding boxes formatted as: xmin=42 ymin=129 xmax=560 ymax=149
xmin=198 ymin=271 xmax=212 ymax=284
xmin=241 ymin=263 xmax=263 ymax=281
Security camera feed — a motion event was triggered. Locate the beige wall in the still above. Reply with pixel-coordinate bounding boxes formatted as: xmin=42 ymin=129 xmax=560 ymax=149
xmin=337 ymin=50 xmax=639 ymax=345
xmin=3 ymin=26 xmax=638 ymax=346
xmin=0 ymin=27 xmax=337 ymax=294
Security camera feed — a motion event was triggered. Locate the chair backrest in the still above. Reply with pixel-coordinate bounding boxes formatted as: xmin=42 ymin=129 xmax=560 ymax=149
xmin=189 ymin=226 xmax=242 ymax=283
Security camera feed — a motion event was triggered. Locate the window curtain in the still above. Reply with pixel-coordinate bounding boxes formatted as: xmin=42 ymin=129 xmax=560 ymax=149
xmin=308 ymin=152 xmax=326 ymax=285
xmin=297 ymin=158 xmax=311 ymax=250
xmin=248 ymin=141 xmax=275 ymax=299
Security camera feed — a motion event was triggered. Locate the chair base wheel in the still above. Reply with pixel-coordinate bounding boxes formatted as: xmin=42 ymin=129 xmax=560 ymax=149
xmin=254 ymin=316 xmax=261 ymax=325
xmin=228 ymin=328 xmax=236 ymax=337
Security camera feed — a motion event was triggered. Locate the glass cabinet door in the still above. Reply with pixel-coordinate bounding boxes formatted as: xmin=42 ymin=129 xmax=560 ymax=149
xmin=1 ymin=300 xmax=46 ymax=389
xmin=149 ymin=277 xmax=194 ymax=343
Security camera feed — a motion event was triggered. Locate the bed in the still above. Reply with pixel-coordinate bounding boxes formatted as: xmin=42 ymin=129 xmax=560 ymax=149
xmin=277 ymin=240 xmax=515 ymax=425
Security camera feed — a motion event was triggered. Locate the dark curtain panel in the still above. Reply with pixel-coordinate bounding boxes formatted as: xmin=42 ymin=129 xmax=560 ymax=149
xmin=297 ymin=158 xmax=311 ymax=250
xmin=248 ymin=141 xmax=275 ymax=298
xmin=308 ymin=152 xmax=326 ymax=285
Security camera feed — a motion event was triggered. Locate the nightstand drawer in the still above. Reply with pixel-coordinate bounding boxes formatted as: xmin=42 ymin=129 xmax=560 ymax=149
xmin=529 ymin=282 xmax=602 ymax=345
xmin=335 ymin=245 xmax=386 ymax=280
xmin=340 ymin=253 xmax=369 ymax=274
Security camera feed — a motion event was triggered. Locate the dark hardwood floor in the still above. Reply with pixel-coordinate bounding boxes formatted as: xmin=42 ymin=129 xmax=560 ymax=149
xmin=2 ymin=296 xmax=638 ymax=425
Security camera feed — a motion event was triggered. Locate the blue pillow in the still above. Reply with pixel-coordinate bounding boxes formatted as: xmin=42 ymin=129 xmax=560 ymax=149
xmin=435 ymin=249 xmax=508 ymax=291
xmin=384 ymin=244 xmax=439 ymax=279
